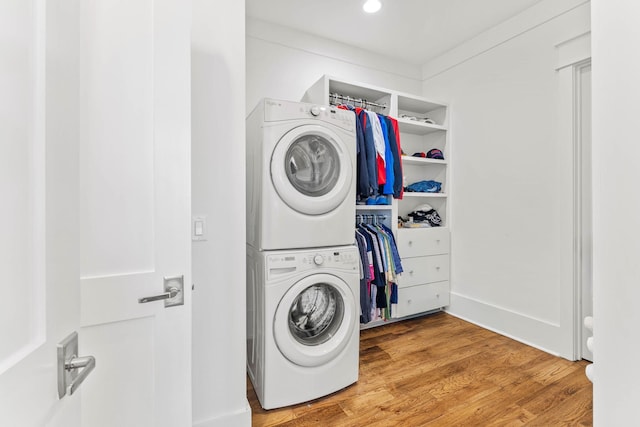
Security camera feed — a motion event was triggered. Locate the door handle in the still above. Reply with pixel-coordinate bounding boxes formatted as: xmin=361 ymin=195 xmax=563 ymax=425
xmin=57 ymin=332 xmax=96 ymax=399
xmin=138 ymin=275 xmax=184 ymax=307
xmin=138 ymin=287 xmax=179 ymax=303
xmin=66 ymin=355 xmax=96 ymax=395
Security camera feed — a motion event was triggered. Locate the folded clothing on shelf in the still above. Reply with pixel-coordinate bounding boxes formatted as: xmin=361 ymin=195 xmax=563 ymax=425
xmin=406 ymin=203 xmax=442 ymax=227
xmin=365 ymin=195 xmax=390 ymax=205
xmin=405 ymin=180 xmax=442 ymax=193
xmin=400 ymin=114 xmax=436 ymax=124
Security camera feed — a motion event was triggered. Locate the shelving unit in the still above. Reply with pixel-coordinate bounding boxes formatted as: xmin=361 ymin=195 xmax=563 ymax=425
xmin=303 ymin=75 xmax=451 ymax=324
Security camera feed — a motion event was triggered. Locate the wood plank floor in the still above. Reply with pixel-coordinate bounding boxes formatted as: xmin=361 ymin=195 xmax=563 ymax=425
xmin=248 ymin=312 xmax=592 ymax=426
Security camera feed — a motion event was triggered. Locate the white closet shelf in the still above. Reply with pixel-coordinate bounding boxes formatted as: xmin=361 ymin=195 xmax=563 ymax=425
xmin=397 ymin=118 xmax=447 ymax=135
xmin=329 ymin=78 xmax=390 ymax=102
xmin=401 ymin=156 xmax=447 ymax=166
xmin=402 ymin=192 xmax=447 ymax=198
xmin=397 ymin=93 xmax=447 ymax=113
xmin=356 ymin=204 xmax=393 ymax=211
xmin=398 ymin=225 xmax=450 ymax=231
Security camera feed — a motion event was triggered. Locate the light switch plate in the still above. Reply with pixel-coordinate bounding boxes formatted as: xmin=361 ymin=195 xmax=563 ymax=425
xmin=192 ymin=215 xmax=207 ymax=241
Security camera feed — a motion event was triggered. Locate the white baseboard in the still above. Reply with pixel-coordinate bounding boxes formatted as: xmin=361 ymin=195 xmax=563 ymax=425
xmin=446 ymin=292 xmax=566 ymax=357
xmin=193 ymin=402 xmax=251 ymax=427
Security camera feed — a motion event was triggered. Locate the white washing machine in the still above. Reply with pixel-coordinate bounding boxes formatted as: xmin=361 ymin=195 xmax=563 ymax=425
xmin=246 ymin=244 xmax=360 ymax=409
xmin=246 ymin=98 xmax=356 ymax=251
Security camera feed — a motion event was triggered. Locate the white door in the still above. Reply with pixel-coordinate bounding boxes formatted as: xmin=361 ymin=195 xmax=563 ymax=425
xmin=0 ymin=0 xmax=192 ymax=426
xmin=78 ymin=0 xmax=192 ymax=425
xmin=0 ymin=1 xmax=82 ymax=425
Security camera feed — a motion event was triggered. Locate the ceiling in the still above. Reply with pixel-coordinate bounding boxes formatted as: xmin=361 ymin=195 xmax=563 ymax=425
xmin=246 ymin=0 xmax=545 ymax=65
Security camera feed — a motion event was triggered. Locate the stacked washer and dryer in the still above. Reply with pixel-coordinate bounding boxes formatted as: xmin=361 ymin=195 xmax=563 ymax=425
xmin=246 ymin=98 xmax=360 ymax=409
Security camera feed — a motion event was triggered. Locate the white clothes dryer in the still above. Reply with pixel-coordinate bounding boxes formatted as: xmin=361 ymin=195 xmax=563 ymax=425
xmin=246 ymin=98 xmax=356 ymax=250
xmin=246 ymin=244 xmax=360 ymax=410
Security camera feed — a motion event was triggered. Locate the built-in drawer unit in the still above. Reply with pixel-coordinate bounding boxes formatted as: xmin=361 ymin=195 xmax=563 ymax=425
xmin=399 ymin=254 xmax=450 ymax=288
xmin=397 ymin=227 xmax=450 ymax=258
xmin=395 ymin=228 xmax=451 ymax=317
xmin=394 ymin=282 xmax=450 ymax=318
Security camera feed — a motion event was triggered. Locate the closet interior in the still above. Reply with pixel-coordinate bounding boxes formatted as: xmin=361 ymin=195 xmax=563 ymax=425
xmin=304 ymin=75 xmax=451 ymax=328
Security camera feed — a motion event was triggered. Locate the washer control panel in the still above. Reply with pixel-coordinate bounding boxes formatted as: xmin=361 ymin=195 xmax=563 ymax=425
xmin=266 ymin=247 xmax=359 ymax=279
xmin=302 ymin=250 xmax=358 ymax=267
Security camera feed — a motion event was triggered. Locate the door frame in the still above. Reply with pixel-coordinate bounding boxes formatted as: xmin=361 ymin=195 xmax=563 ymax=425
xmin=572 ymin=59 xmax=592 ymax=361
xmin=555 ymin=32 xmax=591 ymax=361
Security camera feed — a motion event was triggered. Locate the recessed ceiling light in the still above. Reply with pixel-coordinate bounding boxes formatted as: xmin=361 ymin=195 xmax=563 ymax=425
xmin=363 ymin=0 xmax=381 ymax=14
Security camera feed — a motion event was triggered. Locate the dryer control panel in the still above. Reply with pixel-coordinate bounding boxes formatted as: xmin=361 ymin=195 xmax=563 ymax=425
xmin=266 ymin=247 xmax=359 ymax=280
xmin=263 ymin=98 xmax=355 ymax=132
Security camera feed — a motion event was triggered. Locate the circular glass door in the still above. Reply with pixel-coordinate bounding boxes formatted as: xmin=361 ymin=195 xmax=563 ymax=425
xmin=285 ymin=135 xmax=340 ymax=198
xmin=289 ymin=284 xmax=344 ymax=346
xmin=271 ymin=125 xmax=353 ymax=215
xmin=274 ymin=273 xmax=356 ymax=367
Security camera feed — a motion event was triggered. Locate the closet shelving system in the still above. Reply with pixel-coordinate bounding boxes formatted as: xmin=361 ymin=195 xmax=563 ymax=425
xmin=304 ymin=75 xmax=452 ymax=328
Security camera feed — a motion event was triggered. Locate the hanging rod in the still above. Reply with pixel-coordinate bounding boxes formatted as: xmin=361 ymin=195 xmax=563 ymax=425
xmin=329 ymin=92 xmax=387 ymax=110
xmin=356 ymin=214 xmax=387 ymax=224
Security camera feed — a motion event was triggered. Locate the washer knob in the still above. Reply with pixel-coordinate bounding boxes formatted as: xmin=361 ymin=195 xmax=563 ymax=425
xmin=313 ymin=254 xmax=324 ymax=265
xmin=310 ymin=105 xmax=321 ymax=116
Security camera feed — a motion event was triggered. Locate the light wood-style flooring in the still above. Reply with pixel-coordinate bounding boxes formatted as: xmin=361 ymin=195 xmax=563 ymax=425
xmin=248 ymin=312 xmax=592 ymax=426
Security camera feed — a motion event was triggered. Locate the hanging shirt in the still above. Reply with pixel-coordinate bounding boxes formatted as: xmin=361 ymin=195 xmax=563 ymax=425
xmin=382 ymin=116 xmax=401 ymax=197
xmin=357 ymin=225 xmax=385 ymax=291
xmin=389 ymin=117 xmax=404 ymax=199
xmin=381 ymin=223 xmax=403 ymax=274
xmin=378 ymin=114 xmax=394 ymax=194
xmin=355 ymin=231 xmax=371 ymax=324
xmin=366 ymin=111 xmax=386 ymax=185
xmin=370 ymin=285 xmax=378 ymax=321
xmin=357 ymin=109 xmax=378 ymax=196
xmin=338 ymin=105 xmax=369 ymax=199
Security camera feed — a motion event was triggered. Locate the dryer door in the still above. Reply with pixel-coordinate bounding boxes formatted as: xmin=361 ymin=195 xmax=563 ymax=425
xmin=274 ymin=273 xmax=356 ymax=367
xmin=271 ymin=124 xmax=353 ymax=215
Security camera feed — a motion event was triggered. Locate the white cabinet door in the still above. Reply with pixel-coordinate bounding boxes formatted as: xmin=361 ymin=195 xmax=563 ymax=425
xmin=0 ymin=0 xmax=192 ymax=426
xmin=77 ymin=0 xmax=191 ymax=426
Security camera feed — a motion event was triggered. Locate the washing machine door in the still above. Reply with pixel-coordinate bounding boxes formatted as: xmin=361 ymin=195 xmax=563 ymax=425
xmin=274 ymin=273 xmax=356 ymax=367
xmin=271 ymin=124 xmax=353 ymax=215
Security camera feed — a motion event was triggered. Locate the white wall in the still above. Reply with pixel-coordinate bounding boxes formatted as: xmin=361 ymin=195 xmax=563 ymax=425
xmin=592 ymin=1 xmax=640 ymax=423
xmin=421 ymin=0 xmax=590 ymax=357
xmin=192 ymin=1 xmax=250 ymax=426
xmin=246 ymin=17 xmax=423 ymax=113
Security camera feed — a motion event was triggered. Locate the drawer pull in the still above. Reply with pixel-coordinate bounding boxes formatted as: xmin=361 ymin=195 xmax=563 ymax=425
xmin=409 ymin=270 xmax=414 ymax=275
xmin=436 ymin=266 xmax=440 ymax=271
xmin=408 ymin=240 xmax=413 ymax=246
